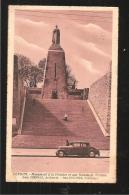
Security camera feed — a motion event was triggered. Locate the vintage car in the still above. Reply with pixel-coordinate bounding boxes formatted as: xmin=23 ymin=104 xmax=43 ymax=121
xmin=56 ymin=141 xmax=100 ymax=158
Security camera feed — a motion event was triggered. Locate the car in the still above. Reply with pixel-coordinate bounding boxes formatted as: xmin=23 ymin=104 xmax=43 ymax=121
xmin=56 ymin=141 xmax=100 ymax=158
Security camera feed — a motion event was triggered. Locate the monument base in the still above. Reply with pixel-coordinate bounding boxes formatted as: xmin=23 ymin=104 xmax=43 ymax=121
xmin=49 ymin=44 xmax=63 ymax=51
xmin=43 ymin=48 xmax=68 ymax=99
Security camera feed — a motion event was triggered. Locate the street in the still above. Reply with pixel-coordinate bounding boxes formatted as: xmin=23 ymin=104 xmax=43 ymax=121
xmin=12 ymin=156 xmax=109 ymax=173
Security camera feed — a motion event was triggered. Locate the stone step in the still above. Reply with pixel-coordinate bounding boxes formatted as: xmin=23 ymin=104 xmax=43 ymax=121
xmin=23 ymin=122 xmax=98 ymax=127
xmin=23 ymin=116 xmax=95 ymax=122
xmin=22 ymin=130 xmax=74 ymax=136
xmin=23 ymin=115 xmax=95 ymax=121
xmin=24 ymin=112 xmax=92 ymax=116
xmin=35 ymin=99 xmax=88 ymax=108
xmin=23 ymin=121 xmax=99 ymax=128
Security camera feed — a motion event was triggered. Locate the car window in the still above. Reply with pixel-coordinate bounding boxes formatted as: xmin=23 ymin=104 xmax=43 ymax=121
xmin=72 ymin=143 xmax=80 ymax=147
xmin=82 ymin=143 xmax=87 ymax=147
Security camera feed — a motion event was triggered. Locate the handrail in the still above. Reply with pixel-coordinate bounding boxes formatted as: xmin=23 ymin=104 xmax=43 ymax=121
xmin=41 ymin=57 xmax=48 ymax=98
xmin=18 ymin=87 xmax=27 ymax=135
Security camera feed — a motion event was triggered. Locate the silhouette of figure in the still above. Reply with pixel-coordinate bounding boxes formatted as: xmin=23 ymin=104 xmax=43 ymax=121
xmin=52 ymin=25 xmax=60 ymax=45
xmin=63 ymin=113 xmax=68 ymax=121
xmin=66 ymin=140 xmax=69 ymax=146
xmin=72 ymin=80 xmax=76 ymax=89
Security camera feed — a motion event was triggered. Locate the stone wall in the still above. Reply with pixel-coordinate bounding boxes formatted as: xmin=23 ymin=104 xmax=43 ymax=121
xmin=68 ymin=95 xmax=82 ymax=100
xmin=89 ymin=72 xmax=111 ymax=133
xmin=27 ymin=88 xmax=42 ymax=99
xmin=68 ymin=88 xmax=89 ymax=100
xmin=13 ymin=55 xmax=25 ymax=130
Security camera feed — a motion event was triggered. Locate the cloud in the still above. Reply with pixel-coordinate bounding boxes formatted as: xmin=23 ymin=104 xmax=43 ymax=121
xmin=15 ymin=35 xmax=46 ymax=52
xmin=84 ymin=23 xmax=111 ymax=36
xmin=79 ymin=58 xmax=101 ymax=75
xmin=15 ymin=17 xmax=48 ymax=28
xmin=75 ymin=22 xmax=111 ymax=40
xmin=75 ymin=38 xmax=111 ymax=59
xmin=14 ymin=35 xmax=46 ymax=63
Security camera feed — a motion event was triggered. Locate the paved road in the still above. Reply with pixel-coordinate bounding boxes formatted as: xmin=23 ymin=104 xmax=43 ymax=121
xmin=12 ymin=148 xmax=109 ymax=157
xmin=12 ymin=156 xmax=109 ymax=173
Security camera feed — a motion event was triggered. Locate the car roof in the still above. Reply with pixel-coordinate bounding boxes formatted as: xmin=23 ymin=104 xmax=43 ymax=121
xmin=69 ymin=141 xmax=89 ymax=144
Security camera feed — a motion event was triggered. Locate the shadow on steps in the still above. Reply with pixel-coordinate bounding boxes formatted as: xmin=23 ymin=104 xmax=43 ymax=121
xmin=22 ymin=99 xmax=75 ymax=136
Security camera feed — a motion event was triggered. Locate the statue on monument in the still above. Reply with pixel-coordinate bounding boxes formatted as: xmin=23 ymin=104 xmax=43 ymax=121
xmin=52 ymin=25 xmax=60 ymax=45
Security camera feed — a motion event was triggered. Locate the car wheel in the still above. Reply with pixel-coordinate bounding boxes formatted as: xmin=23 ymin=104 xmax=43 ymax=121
xmin=58 ymin=150 xmax=65 ymax=157
xmin=89 ymin=150 xmax=95 ymax=158
xmin=96 ymin=153 xmax=100 ymax=157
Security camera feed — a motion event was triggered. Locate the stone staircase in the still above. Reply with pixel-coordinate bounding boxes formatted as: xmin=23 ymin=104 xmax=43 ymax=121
xmin=12 ymin=98 xmax=109 ymax=149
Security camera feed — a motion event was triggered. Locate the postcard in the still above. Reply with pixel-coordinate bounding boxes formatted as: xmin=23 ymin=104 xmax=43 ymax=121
xmin=6 ymin=5 xmax=118 ymax=183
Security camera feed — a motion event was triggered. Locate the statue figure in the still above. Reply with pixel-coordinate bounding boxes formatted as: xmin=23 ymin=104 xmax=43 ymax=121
xmin=52 ymin=25 xmax=60 ymax=45
xmin=72 ymin=80 xmax=76 ymax=89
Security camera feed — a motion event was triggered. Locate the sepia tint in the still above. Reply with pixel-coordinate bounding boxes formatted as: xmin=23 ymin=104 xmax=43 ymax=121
xmin=6 ymin=6 xmax=118 ymax=183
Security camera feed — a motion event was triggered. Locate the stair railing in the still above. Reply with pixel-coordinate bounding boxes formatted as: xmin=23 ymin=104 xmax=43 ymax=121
xmin=41 ymin=57 xmax=48 ymax=98
xmin=18 ymin=87 xmax=27 ymax=135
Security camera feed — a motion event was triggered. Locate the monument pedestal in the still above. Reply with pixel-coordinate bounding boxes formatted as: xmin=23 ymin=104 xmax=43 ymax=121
xmin=43 ymin=47 xmax=68 ymax=99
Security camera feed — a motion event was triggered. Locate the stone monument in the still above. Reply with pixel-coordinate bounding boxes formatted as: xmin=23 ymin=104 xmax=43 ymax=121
xmin=52 ymin=25 xmax=60 ymax=46
xmin=42 ymin=26 xmax=68 ymax=99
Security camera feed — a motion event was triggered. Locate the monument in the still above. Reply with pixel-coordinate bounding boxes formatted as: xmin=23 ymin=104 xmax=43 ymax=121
xmin=52 ymin=25 xmax=60 ymax=46
xmin=42 ymin=26 xmax=68 ymax=99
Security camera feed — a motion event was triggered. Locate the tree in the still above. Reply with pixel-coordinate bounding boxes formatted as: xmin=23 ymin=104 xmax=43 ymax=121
xmin=19 ymin=64 xmax=31 ymax=87
xmin=15 ymin=54 xmax=33 ymax=87
xmin=65 ymin=64 xmax=78 ymax=90
xmin=19 ymin=65 xmax=44 ymax=88
xmin=16 ymin=54 xmax=44 ymax=87
xmin=15 ymin=53 xmax=34 ymax=67
xmin=29 ymin=65 xmax=44 ymax=87
xmin=38 ymin=58 xmax=46 ymax=69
